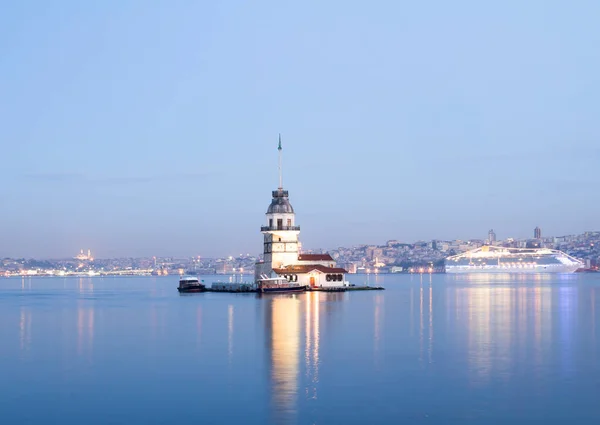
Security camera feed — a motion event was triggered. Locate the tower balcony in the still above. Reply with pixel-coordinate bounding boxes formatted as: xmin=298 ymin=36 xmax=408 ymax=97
xmin=272 ymin=190 xmax=289 ymax=198
xmin=261 ymin=225 xmax=301 ymax=232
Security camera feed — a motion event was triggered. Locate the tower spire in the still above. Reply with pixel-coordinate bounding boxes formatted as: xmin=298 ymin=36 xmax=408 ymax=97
xmin=278 ymin=134 xmax=283 ymax=190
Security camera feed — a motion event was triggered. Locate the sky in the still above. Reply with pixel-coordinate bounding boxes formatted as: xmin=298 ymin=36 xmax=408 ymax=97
xmin=1 ymin=0 xmax=599 ymax=258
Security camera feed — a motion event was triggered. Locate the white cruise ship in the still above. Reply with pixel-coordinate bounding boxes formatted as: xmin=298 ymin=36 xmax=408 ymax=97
xmin=445 ymin=245 xmax=583 ymax=274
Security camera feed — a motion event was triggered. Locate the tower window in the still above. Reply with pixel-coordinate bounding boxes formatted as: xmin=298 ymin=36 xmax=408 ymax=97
xmin=277 ymin=219 xmax=283 ymax=229
xmin=287 ymin=219 xmax=291 ymax=227
xmin=269 ymin=219 xmax=273 ymax=228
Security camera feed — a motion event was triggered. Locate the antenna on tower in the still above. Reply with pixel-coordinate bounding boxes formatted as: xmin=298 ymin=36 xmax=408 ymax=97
xmin=278 ymin=134 xmax=283 ymax=190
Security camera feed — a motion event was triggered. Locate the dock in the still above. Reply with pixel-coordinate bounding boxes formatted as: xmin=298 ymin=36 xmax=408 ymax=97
xmin=205 ymin=287 xmax=257 ymax=293
xmin=207 ymin=282 xmax=256 ymax=293
xmin=308 ymin=285 xmax=384 ymax=292
xmin=198 ymin=284 xmax=385 ymax=294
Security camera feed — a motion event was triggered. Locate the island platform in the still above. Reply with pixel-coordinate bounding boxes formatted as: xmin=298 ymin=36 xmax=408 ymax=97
xmin=190 ymin=281 xmax=384 ymax=294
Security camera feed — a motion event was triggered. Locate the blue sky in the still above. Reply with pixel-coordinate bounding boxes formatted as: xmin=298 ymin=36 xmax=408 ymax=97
xmin=1 ymin=0 xmax=599 ymax=258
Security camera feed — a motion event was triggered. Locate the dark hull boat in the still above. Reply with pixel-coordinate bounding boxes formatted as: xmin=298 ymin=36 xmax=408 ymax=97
xmin=177 ymin=285 xmax=206 ymax=293
xmin=256 ymin=275 xmax=306 ymax=294
xmin=178 ymin=276 xmax=206 ymax=293
xmin=259 ymin=285 xmax=307 ymax=293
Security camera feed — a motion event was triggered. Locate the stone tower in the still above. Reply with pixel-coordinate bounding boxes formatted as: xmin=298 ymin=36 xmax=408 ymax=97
xmin=255 ymin=136 xmax=301 ymax=279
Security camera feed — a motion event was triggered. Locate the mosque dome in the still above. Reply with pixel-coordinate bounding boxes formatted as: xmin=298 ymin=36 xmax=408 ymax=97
xmin=267 ymin=190 xmax=294 ymax=214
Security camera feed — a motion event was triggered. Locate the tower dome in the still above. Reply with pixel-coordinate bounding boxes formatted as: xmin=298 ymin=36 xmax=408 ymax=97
xmin=267 ymin=190 xmax=294 ymax=214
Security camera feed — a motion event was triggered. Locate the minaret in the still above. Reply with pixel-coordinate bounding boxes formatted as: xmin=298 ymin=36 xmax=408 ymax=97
xmin=256 ymin=136 xmax=301 ymax=280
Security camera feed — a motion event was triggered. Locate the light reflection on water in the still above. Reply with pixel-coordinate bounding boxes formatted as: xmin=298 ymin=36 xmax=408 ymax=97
xmin=228 ymin=304 xmax=234 ymax=365
xmin=19 ymin=306 xmax=31 ymax=358
xmin=77 ymin=301 xmax=94 ymax=358
xmin=1 ymin=273 xmax=600 ymax=424
xmin=265 ymin=295 xmax=300 ymax=423
xmin=304 ymin=292 xmax=320 ymax=401
xmin=196 ymin=305 xmax=202 ymax=348
xmin=374 ymin=293 xmax=384 ymax=366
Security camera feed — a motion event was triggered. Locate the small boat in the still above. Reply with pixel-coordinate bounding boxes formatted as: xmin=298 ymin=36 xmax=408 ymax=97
xmin=177 ymin=276 xmax=206 ymax=293
xmin=257 ymin=274 xmax=307 ymax=293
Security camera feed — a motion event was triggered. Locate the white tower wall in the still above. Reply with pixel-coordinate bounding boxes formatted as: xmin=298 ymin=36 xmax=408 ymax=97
xmin=255 ymin=138 xmax=302 ymax=281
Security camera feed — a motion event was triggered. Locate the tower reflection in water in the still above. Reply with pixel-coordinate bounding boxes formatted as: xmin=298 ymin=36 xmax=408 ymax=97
xmin=264 ymin=292 xmax=325 ymax=423
xmin=265 ymin=294 xmax=300 ymax=422
xmin=304 ymin=292 xmax=320 ymax=400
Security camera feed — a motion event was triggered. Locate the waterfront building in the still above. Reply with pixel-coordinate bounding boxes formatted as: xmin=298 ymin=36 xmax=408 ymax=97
xmin=254 ymin=137 xmax=347 ymax=288
xmin=534 ymin=226 xmax=542 ymax=239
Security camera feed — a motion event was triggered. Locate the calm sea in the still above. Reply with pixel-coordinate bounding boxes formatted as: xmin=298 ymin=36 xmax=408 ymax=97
xmin=1 ymin=273 xmax=600 ymax=424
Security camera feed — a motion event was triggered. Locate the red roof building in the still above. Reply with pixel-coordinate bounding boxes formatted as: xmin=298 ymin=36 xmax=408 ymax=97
xmin=297 ymin=254 xmax=334 ymax=262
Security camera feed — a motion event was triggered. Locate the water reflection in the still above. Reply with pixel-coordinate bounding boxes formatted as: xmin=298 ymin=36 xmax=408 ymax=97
xmin=4 ymin=275 xmax=600 ymax=424
xmin=456 ymin=286 xmax=493 ymax=384
xmin=77 ymin=301 xmax=94 ymax=358
xmin=304 ymin=292 xmax=320 ymax=400
xmin=150 ymin=303 xmax=166 ymax=340
xmin=196 ymin=305 xmax=202 ymax=348
xmin=558 ymin=287 xmax=576 ymax=377
xmin=263 ymin=292 xmax=342 ymax=423
xmin=228 ymin=305 xmax=234 ymax=364
xmin=453 ymin=272 xmax=578 ymax=285
xmin=450 ymin=280 xmax=583 ymax=387
xmin=77 ymin=277 xmax=94 ymax=294
xmin=19 ymin=307 xmax=31 ymax=358
xmin=428 ymin=281 xmax=433 ymax=364
xmin=592 ymin=288 xmax=597 ymax=367
xmin=417 ymin=279 xmax=434 ymax=365
xmin=265 ymin=295 xmax=300 ymax=424
xmin=21 ymin=276 xmax=32 ymax=291
xmin=410 ymin=286 xmax=414 ymax=337
xmin=592 ymin=289 xmax=596 ymax=341
xmin=420 ymin=282 xmax=423 ymax=363
xmin=374 ymin=293 xmax=384 ymax=366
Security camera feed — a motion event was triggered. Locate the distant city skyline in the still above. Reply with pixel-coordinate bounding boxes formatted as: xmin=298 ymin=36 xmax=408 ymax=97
xmin=2 ymin=226 xmax=597 ymax=260
xmin=1 ymin=1 xmax=599 ymax=258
